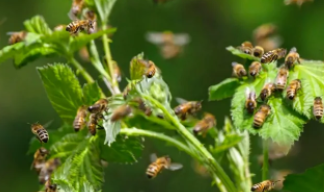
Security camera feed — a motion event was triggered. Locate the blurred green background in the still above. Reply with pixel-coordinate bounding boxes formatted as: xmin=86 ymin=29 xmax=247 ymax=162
xmin=1 ymin=0 xmax=324 ymax=191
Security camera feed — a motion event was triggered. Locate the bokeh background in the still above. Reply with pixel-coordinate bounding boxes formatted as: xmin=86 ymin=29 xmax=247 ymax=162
xmin=1 ymin=0 xmax=324 ymax=191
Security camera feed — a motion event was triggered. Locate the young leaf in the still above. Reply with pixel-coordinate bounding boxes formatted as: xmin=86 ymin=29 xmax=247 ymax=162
xmin=0 ymin=43 xmax=25 ymax=64
xmin=209 ymin=78 xmax=241 ymax=101
xmin=283 ymin=163 xmax=324 ymax=192
xmin=226 ymin=46 xmax=260 ymax=61
xmin=129 ymin=53 xmax=146 ymax=80
xmin=37 ymin=64 xmax=83 ymax=123
xmin=82 ymin=82 xmax=102 ymax=105
xmin=23 ymin=15 xmax=52 ymax=36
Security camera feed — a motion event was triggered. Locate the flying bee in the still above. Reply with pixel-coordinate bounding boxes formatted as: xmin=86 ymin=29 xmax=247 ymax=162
xmin=146 ymin=153 xmax=183 ymax=179
xmin=88 ymin=113 xmax=103 ymax=135
xmin=285 ymin=0 xmax=313 ymax=7
xmin=253 ymin=105 xmax=271 ymax=129
xmin=88 ymin=98 xmax=108 ymax=114
xmin=285 ymin=47 xmax=301 ymax=69
xmin=7 ymin=31 xmax=26 ymax=45
xmin=253 ymin=23 xmax=277 ymax=41
xmin=252 ymin=46 xmax=264 ymax=58
xmin=174 ymin=99 xmax=202 ymax=120
xmin=111 ymin=105 xmax=132 ymax=122
xmin=66 ymin=20 xmax=94 ymax=35
xmin=73 ymin=105 xmax=88 ymax=132
xmin=193 ymin=113 xmax=216 ymax=136
xmin=146 ymin=31 xmax=190 ymax=59
xmin=313 ymin=97 xmax=323 ymax=120
xmin=261 ymin=48 xmax=287 ymax=64
xmin=31 ymin=123 xmax=49 ymax=143
xmin=275 ymin=67 xmax=289 ymax=90
xmin=251 ymin=180 xmax=280 ymax=192
xmin=286 ymin=79 xmax=301 ymax=100
xmin=45 ymin=179 xmax=57 ymax=192
xmin=249 ymin=61 xmax=262 ymax=77
xmin=260 ymin=82 xmax=275 ymax=101
xmin=31 ymin=147 xmax=49 ymax=173
xmin=38 ymin=158 xmax=61 ymax=184
xmin=245 ymin=88 xmax=257 ymax=114
xmin=68 ymin=0 xmax=84 ymax=20
xmin=232 ymin=62 xmax=247 ymax=78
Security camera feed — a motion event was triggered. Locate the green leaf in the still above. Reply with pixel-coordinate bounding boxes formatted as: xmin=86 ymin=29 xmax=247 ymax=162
xmin=283 ymin=163 xmax=324 ymax=192
xmin=37 ymin=64 xmax=83 ymax=123
xmin=130 ymin=53 xmax=146 ymax=80
xmin=211 ymin=134 xmax=242 ymax=154
xmin=0 ymin=43 xmax=24 ymax=64
xmin=23 ymin=15 xmax=52 ymax=35
xmin=226 ymin=46 xmax=260 ymax=61
xmin=92 ymin=0 xmax=117 ymax=23
xmin=208 ymin=78 xmax=241 ymax=101
xmin=82 ymin=82 xmax=102 ymax=105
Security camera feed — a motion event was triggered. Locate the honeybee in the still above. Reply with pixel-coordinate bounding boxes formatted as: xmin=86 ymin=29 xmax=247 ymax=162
xmin=313 ymin=97 xmax=323 ymax=120
xmin=275 ymin=67 xmax=289 ymax=90
xmin=285 ymin=0 xmax=313 ymax=6
xmin=31 ymin=123 xmax=49 ymax=143
xmin=88 ymin=98 xmax=108 ymax=114
xmin=133 ymin=98 xmax=152 ymax=116
xmin=31 ymin=147 xmax=49 ymax=173
xmin=232 ymin=62 xmax=247 ymax=78
xmin=251 ymin=180 xmax=280 ymax=192
xmin=7 ymin=31 xmax=26 ymax=45
xmin=38 ymin=158 xmax=61 ymax=184
xmin=111 ymin=105 xmax=132 ymax=122
xmin=286 ymin=79 xmax=301 ymax=100
xmin=249 ymin=61 xmax=262 ymax=77
xmin=123 ymin=85 xmax=132 ymax=100
xmin=73 ymin=105 xmax=88 ymax=132
xmin=53 ymin=25 xmax=66 ymax=31
xmin=146 ymin=154 xmax=183 ymax=179
xmin=285 ymin=47 xmax=300 ymax=69
xmin=174 ymin=99 xmax=202 ymax=120
xmin=239 ymin=41 xmax=253 ymax=54
xmin=66 ymin=20 xmax=94 ymax=35
xmin=193 ymin=113 xmax=216 ymax=136
xmin=69 ymin=0 xmax=84 ymax=20
xmin=252 ymin=46 xmax=264 ymax=58
xmin=88 ymin=113 xmax=103 ymax=135
xmin=44 ymin=179 xmax=57 ymax=192
xmin=253 ymin=24 xmax=277 ymax=41
xmin=253 ymin=105 xmax=271 ymax=128
xmin=138 ymin=59 xmax=156 ymax=78
xmin=261 ymin=48 xmax=287 ymax=64
xmin=84 ymin=10 xmax=97 ymax=34
xmin=146 ymin=31 xmax=190 ymax=59
xmin=260 ymin=82 xmax=275 ymax=101
xmin=245 ymin=88 xmax=257 ymax=114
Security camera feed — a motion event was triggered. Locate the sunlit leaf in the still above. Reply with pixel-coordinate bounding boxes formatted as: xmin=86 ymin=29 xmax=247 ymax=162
xmin=209 ymin=78 xmax=241 ymax=101
xmin=37 ymin=64 xmax=83 ymax=123
xmin=23 ymin=15 xmax=52 ymax=36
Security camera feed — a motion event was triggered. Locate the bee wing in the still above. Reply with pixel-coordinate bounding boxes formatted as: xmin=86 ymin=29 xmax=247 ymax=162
xmin=167 ymin=163 xmax=183 ymax=171
xmin=150 ymin=153 xmax=158 ymax=162
xmin=173 ymin=33 xmax=190 ymax=46
xmin=146 ymin=32 xmax=164 ymax=44
xmin=43 ymin=120 xmax=54 ymax=128
xmin=245 ymin=87 xmax=251 ymax=98
xmin=289 ymin=47 xmax=297 ymax=53
xmin=175 ymin=97 xmax=188 ymax=104
xmin=231 ymin=62 xmax=238 ymax=67
xmin=6 ymin=31 xmax=19 ymax=35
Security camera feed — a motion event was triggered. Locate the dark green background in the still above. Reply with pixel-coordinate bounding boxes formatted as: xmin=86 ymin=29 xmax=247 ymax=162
xmin=1 ymin=0 xmax=324 ymax=191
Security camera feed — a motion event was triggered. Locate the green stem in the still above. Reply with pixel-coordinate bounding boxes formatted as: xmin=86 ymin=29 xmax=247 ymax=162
xmin=119 ymin=128 xmax=194 ymax=157
xmin=69 ymin=57 xmax=94 ymax=83
xmin=141 ymin=95 xmax=236 ymax=192
xmin=262 ymin=139 xmax=269 ymax=180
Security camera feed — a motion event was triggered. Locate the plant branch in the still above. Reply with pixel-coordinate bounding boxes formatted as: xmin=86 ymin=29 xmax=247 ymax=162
xmin=69 ymin=57 xmax=94 ymax=83
xmin=262 ymin=139 xmax=269 ymax=180
xmin=141 ymin=95 xmax=236 ymax=192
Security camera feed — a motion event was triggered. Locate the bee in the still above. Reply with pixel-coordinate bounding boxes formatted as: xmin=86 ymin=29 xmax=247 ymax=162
xmin=249 ymin=61 xmax=262 ymax=77
xmin=193 ymin=113 xmax=216 ymax=136
xmin=253 ymin=24 xmax=277 ymax=41
xmin=285 ymin=0 xmax=313 ymax=7
xmin=38 ymin=158 xmax=61 ymax=184
xmin=31 ymin=147 xmax=49 ymax=173
xmin=53 ymin=25 xmax=66 ymax=31
xmin=239 ymin=41 xmax=253 ymax=54
xmin=146 ymin=31 xmax=190 ymax=59
xmin=261 ymin=48 xmax=287 ymax=64
xmin=245 ymin=88 xmax=257 ymax=114
xmin=174 ymin=99 xmax=202 ymax=120
xmin=285 ymin=47 xmax=301 ymax=69
xmin=313 ymin=97 xmax=323 ymax=120
xmin=69 ymin=0 xmax=84 ymax=20
xmin=88 ymin=113 xmax=103 ymax=135
xmin=133 ymin=98 xmax=152 ymax=116
xmin=275 ymin=67 xmax=289 ymax=90
xmin=31 ymin=123 xmax=49 ymax=143
xmin=253 ymin=105 xmax=271 ymax=129
xmin=111 ymin=105 xmax=132 ymax=122
xmin=260 ymin=82 xmax=275 ymax=101
xmin=232 ymin=62 xmax=247 ymax=78
xmin=286 ymin=79 xmax=301 ymax=100
xmin=251 ymin=180 xmax=280 ymax=192
xmin=7 ymin=31 xmax=26 ymax=45
xmin=66 ymin=20 xmax=94 ymax=35
xmin=84 ymin=10 xmax=97 ymax=34
xmin=146 ymin=154 xmax=183 ymax=179
xmin=252 ymin=46 xmax=264 ymax=58
xmin=45 ymin=179 xmax=58 ymax=192
xmin=73 ymin=105 xmax=88 ymax=132
xmin=138 ymin=59 xmax=156 ymax=78
xmin=123 ymin=85 xmax=132 ymax=100
xmin=88 ymin=98 xmax=108 ymax=114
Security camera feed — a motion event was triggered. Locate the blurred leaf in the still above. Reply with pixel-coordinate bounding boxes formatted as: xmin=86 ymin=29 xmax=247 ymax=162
xmin=92 ymin=0 xmax=117 ymax=22
xmin=0 ymin=42 xmax=24 ymax=64
xmin=82 ymin=82 xmax=102 ymax=105
xmin=23 ymin=15 xmax=52 ymax=35
xmin=211 ymin=134 xmax=242 ymax=154
xmin=209 ymin=78 xmax=241 ymax=101
xmin=226 ymin=46 xmax=260 ymax=61
xmin=37 ymin=64 xmax=83 ymax=123
xmin=130 ymin=53 xmax=146 ymax=80
xmin=283 ymin=163 xmax=324 ymax=192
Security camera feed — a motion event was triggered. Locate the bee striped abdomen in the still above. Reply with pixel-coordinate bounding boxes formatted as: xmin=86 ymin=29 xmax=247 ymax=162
xmin=37 ymin=129 xmax=49 ymax=143
xmin=313 ymin=97 xmax=323 ymax=120
xmin=146 ymin=163 xmax=162 ymax=179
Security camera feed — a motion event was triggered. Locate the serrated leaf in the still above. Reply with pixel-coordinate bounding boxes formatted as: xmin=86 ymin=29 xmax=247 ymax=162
xmin=82 ymin=82 xmax=102 ymax=105
xmin=209 ymin=78 xmax=241 ymax=101
xmin=23 ymin=15 xmax=52 ymax=35
xmin=51 ymin=179 xmax=74 ymax=192
xmin=283 ymin=163 xmax=324 ymax=192
xmin=226 ymin=46 xmax=260 ymax=61
xmin=130 ymin=53 xmax=146 ymax=80
xmin=37 ymin=64 xmax=83 ymax=123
